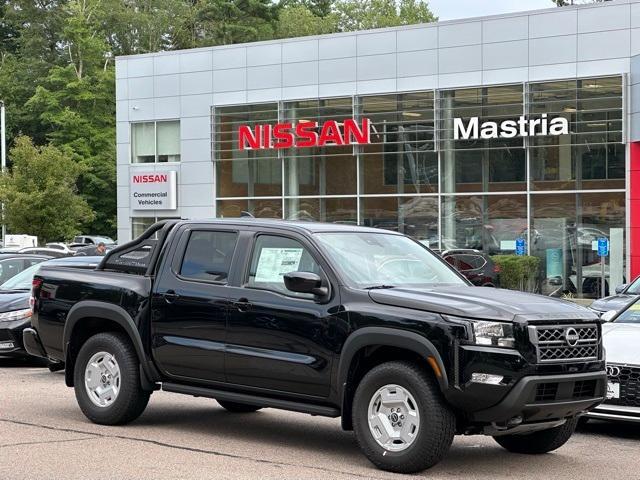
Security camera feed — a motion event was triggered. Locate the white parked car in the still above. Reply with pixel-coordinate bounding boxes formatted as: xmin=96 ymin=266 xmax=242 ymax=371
xmin=584 ymin=300 xmax=640 ymax=423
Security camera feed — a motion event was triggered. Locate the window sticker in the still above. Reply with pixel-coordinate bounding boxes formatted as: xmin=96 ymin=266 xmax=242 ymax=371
xmin=255 ymin=247 xmax=304 ymax=283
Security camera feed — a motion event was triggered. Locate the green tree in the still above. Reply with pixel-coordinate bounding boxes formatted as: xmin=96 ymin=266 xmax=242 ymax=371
xmin=336 ymin=0 xmax=436 ymax=31
xmin=275 ymin=5 xmax=338 ymax=38
xmin=24 ymin=0 xmax=117 ymax=237
xmin=0 ymin=136 xmax=94 ymax=243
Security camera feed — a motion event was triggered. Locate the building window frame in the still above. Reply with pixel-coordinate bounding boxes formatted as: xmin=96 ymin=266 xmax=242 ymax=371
xmin=130 ymin=120 xmax=181 ymax=164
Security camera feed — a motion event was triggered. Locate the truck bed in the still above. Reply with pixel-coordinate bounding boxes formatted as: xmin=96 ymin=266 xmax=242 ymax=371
xmin=33 ymin=265 xmax=152 ymax=361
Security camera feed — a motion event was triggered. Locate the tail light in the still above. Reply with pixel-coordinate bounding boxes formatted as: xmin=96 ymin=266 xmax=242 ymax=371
xmin=30 ymin=277 xmax=44 ymax=312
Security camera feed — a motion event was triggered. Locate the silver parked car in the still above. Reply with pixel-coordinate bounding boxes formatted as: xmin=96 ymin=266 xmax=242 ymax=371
xmin=590 ymin=276 xmax=639 ymax=316
xmin=584 ymin=298 xmax=640 ymax=423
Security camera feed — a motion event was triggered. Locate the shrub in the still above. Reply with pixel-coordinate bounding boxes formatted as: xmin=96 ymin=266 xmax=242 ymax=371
xmin=491 ymin=255 xmax=541 ymax=292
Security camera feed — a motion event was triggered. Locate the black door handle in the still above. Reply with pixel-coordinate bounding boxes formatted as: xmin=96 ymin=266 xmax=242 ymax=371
xmin=163 ymin=290 xmax=180 ymax=304
xmin=233 ymin=298 xmax=252 ymax=312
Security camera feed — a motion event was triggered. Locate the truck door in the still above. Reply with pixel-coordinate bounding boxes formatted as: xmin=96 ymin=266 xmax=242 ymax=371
xmin=225 ymin=232 xmax=339 ymax=399
xmin=151 ymin=225 xmax=238 ymax=383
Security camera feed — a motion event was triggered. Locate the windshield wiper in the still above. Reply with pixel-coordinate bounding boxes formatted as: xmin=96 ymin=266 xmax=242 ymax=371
xmin=364 ymin=284 xmax=396 ymax=290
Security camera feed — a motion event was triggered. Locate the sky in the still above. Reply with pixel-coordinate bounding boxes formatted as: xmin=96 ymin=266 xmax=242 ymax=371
xmin=428 ymin=0 xmax=556 ymax=21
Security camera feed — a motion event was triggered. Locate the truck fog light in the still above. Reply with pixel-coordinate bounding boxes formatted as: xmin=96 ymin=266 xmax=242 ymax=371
xmin=471 ymin=373 xmax=504 ymax=385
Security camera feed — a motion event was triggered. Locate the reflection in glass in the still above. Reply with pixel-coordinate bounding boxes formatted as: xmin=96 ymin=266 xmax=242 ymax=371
xmin=361 ymin=197 xmax=438 ymax=248
xmin=285 ymin=197 xmax=357 ymax=224
xmin=217 ymin=199 xmax=282 ymax=219
xmin=530 ymin=192 xmax=625 ymax=298
xmin=441 ymin=195 xmax=527 ymax=254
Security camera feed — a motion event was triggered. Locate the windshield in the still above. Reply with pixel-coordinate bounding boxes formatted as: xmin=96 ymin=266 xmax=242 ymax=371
xmin=614 ymin=298 xmax=640 ymax=324
xmin=314 ymin=232 xmax=466 ymax=289
xmin=0 ymin=262 xmax=41 ymax=291
xmin=626 ymin=277 xmax=640 ymax=295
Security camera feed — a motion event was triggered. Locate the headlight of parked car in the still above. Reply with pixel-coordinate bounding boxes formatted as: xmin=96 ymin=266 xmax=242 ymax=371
xmin=0 ymin=308 xmax=32 ymax=322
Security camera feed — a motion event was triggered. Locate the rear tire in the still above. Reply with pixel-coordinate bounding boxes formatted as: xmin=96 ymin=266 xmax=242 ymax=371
xmin=74 ymin=332 xmax=150 ymax=425
xmin=352 ymin=360 xmax=455 ymax=473
xmin=217 ymin=400 xmax=262 ymax=413
xmin=493 ymin=417 xmax=578 ymax=454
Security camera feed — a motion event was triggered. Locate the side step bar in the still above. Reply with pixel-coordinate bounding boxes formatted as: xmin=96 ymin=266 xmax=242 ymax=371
xmin=162 ymin=382 xmax=340 ymax=418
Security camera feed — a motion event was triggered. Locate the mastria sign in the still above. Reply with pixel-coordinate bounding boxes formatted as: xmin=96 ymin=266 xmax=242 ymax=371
xmin=454 ymin=114 xmax=569 ymax=140
xmin=238 ymin=118 xmax=371 ymax=150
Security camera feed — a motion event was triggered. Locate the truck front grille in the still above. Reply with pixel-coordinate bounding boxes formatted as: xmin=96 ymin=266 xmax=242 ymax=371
xmin=606 ymin=364 xmax=640 ymax=407
xmin=528 ymin=324 xmax=599 ymax=363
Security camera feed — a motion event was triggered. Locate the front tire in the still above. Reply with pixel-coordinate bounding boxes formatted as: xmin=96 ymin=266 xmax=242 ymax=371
xmin=74 ymin=332 xmax=150 ymax=425
xmin=217 ymin=400 xmax=262 ymax=413
xmin=493 ymin=417 xmax=578 ymax=454
xmin=352 ymin=361 xmax=455 ymax=473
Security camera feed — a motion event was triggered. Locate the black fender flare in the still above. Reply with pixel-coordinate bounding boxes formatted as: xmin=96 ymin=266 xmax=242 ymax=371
xmin=336 ymin=327 xmax=450 ymax=427
xmin=63 ymin=301 xmax=158 ymax=389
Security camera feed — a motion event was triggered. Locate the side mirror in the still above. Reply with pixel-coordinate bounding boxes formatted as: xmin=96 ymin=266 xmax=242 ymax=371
xmin=615 ymin=284 xmax=627 ymax=294
xmin=601 ymin=310 xmax=617 ymax=322
xmin=284 ymin=271 xmax=328 ymax=297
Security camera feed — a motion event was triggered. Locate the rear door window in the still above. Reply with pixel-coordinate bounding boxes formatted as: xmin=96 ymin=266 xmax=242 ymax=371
xmin=180 ymin=231 xmax=238 ymax=283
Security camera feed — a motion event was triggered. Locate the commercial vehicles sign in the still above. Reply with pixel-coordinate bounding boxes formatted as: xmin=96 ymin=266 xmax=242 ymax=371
xmin=238 ymin=118 xmax=371 ymax=150
xmin=130 ymin=171 xmax=177 ymax=210
xmin=454 ymin=114 xmax=569 ymax=140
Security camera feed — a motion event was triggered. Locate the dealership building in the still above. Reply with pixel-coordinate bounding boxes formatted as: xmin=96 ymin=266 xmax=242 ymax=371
xmin=115 ymin=0 xmax=640 ymax=297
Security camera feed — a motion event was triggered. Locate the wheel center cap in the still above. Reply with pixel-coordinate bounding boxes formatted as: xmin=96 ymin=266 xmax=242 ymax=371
xmin=390 ymin=412 xmax=399 ymax=422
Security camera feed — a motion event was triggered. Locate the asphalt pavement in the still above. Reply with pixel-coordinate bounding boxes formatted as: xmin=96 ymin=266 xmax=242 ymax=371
xmin=1 ymin=357 xmax=639 ymax=480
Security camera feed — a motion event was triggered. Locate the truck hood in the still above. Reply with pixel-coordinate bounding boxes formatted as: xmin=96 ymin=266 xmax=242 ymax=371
xmin=368 ymin=286 xmax=598 ymax=323
xmin=603 ymin=323 xmax=640 ymax=365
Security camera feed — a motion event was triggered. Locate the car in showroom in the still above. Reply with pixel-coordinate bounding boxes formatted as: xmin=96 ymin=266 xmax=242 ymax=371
xmin=590 ymin=275 xmax=640 ymax=316
xmin=440 ymin=249 xmax=499 ymax=287
xmin=584 ymin=298 xmax=640 ymax=423
xmin=0 ymin=256 xmax=102 ymax=359
xmin=24 ymin=219 xmax=606 ymax=474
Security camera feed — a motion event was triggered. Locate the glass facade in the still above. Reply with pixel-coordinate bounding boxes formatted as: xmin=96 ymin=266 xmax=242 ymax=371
xmin=213 ymin=76 xmax=625 ymax=297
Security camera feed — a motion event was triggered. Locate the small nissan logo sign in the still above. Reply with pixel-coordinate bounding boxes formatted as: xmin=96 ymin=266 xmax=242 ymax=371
xmin=564 ymin=327 xmax=580 ymax=346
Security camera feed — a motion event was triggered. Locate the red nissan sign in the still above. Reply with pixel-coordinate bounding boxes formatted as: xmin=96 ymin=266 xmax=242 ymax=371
xmin=238 ymin=118 xmax=371 ymax=150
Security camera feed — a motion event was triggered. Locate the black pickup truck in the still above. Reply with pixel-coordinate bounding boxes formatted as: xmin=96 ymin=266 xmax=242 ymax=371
xmin=24 ymin=219 xmax=606 ymax=473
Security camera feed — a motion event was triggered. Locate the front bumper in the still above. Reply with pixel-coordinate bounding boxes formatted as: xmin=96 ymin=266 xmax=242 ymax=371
xmin=0 ymin=318 xmax=31 ymax=356
xmin=470 ymin=370 xmax=606 ymax=425
xmin=585 ymin=404 xmax=640 ymax=423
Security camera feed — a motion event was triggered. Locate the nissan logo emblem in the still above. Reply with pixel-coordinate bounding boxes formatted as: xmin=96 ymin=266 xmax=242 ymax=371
xmin=606 ymin=365 xmax=621 ymax=377
xmin=564 ymin=327 xmax=580 ymax=347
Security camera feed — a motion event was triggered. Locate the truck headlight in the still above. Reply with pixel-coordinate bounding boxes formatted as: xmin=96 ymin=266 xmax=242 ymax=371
xmin=471 ymin=320 xmax=515 ymax=348
xmin=0 ymin=308 xmax=32 ymax=322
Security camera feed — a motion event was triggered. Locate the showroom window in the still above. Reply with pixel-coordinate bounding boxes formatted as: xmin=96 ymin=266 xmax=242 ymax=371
xmin=528 ymin=77 xmax=624 ymax=191
xmin=211 ymin=75 xmax=626 ymax=298
xmin=214 ymin=103 xmax=281 ymax=198
xmin=438 ymin=84 xmax=526 ymax=193
xmin=282 ymin=97 xmax=356 ymax=197
xmin=131 ymin=217 xmax=179 ymax=239
xmin=357 ymin=92 xmax=437 ymax=195
xmin=131 ymin=121 xmax=180 ymax=163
